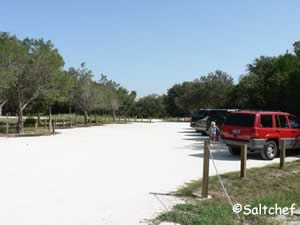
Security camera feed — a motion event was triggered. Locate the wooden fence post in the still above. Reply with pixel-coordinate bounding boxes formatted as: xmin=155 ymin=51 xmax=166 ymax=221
xmin=63 ymin=119 xmax=65 ymax=128
xmin=280 ymin=139 xmax=286 ymax=169
xmin=240 ymin=144 xmax=247 ymax=178
xmin=202 ymin=140 xmax=210 ymax=198
xmin=6 ymin=122 xmax=9 ymax=135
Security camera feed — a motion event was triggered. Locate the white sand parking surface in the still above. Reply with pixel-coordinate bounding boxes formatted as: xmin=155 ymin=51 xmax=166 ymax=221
xmin=0 ymin=122 xmax=299 ymax=225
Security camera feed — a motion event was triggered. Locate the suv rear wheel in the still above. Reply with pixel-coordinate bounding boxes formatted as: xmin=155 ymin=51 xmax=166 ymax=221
xmin=228 ymin=146 xmax=241 ymax=155
xmin=260 ymin=141 xmax=278 ymax=160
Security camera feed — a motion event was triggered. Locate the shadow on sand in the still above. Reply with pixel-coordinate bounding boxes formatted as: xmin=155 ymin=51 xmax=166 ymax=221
xmin=189 ymin=148 xmax=300 ymax=161
xmin=180 ymin=127 xmax=300 ymax=161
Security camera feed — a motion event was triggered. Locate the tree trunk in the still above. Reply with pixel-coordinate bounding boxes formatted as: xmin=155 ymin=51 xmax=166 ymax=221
xmin=84 ymin=111 xmax=88 ymax=125
xmin=68 ymin=105 xmax=72 ymax=126
xmin=94 ymin=114 xmax=97 ymax=125
xmin=48 ymin=105 xmax=52 ymax=131
xmin=69 ymin=105 xmax=72 ymax=119
xmin=37 ymin=112 xmax=41 ymax=124
xmin=16 ymin=104 xmax=24 ymax=134
xmin=75 ymin=112 xmax=78 ymax=125
xmin=112 ymin=109 xmax=116 ymax=122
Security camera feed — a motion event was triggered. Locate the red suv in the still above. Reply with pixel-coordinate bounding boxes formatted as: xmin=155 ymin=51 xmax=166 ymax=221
xmin=221 ymin=111 xmax=300 ymax=160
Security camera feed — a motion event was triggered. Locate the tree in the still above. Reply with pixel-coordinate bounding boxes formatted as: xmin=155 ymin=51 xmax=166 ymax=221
xmin=164 ymin=84 xmax=188 ymax=117
xmin=164 ymin=70 xmax=234 ymax=116
xmin=105 ymin=87 xmax=121 ymax=121
xmin=18 ymin=38 xmax=63 ymax=132
xmin=174 ymin=81 xmax=205 ymax=113
xmin=120 ymin=90 xmax=136 ymax=117
xmin=197 ymin=70 xmax=234 ymax=108
xmin=0 ymin=34 xmax=64 ymax=133
xmin=60 ymin=68 xmax=79 ymax=117
xmin=233 ymin=72 xmax=265 ymax=109
xmin=236 ymin=53 xmax=298 ymax=111
xmin=0 ymin=33 xmax=24 ymax=117
xmin=99 ymin=74 xmax=125 ymax=121
xmin=284 ymin=43 xmax=300 ymax=114
xmin=134 ymin=94 xmax=166 ymax=118
xmin=75 ymin=63 xmax=99 ymax=124
xmin=294 ymin=41 xmax=300 ymax=58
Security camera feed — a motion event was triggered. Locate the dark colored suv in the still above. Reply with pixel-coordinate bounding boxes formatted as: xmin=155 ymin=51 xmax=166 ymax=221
xmin=190 ymin=110 xmax=209 ymax=129
xmin=221 ymin=111 xmax=300 ymax=160
xmin=191 ymin=109 xmax=238 ymax=135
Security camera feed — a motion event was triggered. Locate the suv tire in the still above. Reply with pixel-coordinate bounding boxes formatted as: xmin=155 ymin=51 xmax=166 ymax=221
xmin=261 ymin=141 xmax=278 ymax=160
xmin=228 ymin=146 xmax=241 ymax=155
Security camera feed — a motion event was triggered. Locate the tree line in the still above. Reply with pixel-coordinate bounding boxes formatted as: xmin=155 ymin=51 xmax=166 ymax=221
xmin=163 ymin=41 xmax=300 ymax=117
xmin=1 ymin=32 xmax=300 ymax=133
xmin=0 ymin=33 xmax=139 ymax=133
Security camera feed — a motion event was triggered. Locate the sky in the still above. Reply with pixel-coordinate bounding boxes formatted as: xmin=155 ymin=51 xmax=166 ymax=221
xmin=1 ymin=0 xmax=300 ymax=96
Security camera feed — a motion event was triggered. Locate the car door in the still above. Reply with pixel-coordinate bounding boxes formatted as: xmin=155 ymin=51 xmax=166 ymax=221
xmin=257 ymin=114 xmax=275 ymax=139
xmin=287 ymin=115 xmax=300 ymax=149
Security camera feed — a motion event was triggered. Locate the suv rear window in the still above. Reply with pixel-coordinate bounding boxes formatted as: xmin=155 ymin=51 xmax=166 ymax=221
xmin=289 ymin=116 xmax=300 ymax=129
xmin=191 ymin=110 xmax=208 ymax=122
xmin=224 ymin=113 xmax=255 ymax=127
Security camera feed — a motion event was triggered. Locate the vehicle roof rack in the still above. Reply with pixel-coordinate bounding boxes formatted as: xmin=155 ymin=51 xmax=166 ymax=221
xmin=239 ymin=109 xmax=282 ymax=112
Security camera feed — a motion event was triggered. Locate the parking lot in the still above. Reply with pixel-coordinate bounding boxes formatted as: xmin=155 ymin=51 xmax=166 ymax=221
xmin=0 ymin=122 xmax=299 ymax=225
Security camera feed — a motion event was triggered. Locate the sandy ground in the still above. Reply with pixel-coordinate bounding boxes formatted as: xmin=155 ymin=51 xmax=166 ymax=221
xmin=0 ymin=122 xmax=299 ymax=225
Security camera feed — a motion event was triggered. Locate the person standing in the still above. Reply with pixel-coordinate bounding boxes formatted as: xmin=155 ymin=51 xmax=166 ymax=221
xmin=209 ymin=121 xmax=219 ymax=143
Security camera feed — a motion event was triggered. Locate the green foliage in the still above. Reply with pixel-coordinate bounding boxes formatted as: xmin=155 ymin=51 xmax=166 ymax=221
xmin=132 ymin=94 xmax=166 ymax=118
xmin=164 ymin=70 xmax=234 ymax=116
xmin=0 ymin=33 xmax=64 ymax=132
xmin=1 ymin=31 xmax=300 ymax=122
xmin=158 ymin=201 xmax=234 ymax=225
xmin=164 ymin=84 xmax=188 ymax=117
xmin=24 ymin=117 xmax=36 ymax=125
xmin=164 ymin=42 xmax=300 ymax=117
xmin=232 ymin=47 xmax=300 ymax=113
xmin=294 ymin=41 xmax=300 ymax=58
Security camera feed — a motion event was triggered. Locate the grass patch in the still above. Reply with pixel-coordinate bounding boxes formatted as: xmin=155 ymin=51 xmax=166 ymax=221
xmin=155 ymin=160 xmax=300 ymax=225
xmin=158 ymin=201 xmax=234 ymax=225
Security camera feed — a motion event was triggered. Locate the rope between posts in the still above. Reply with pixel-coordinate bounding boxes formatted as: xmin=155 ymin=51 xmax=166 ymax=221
xmin=208 ymin=143 xmax=245 ymax=224
xmin=150 ymin=142 xmax=246 ymax=225
xmin=151 ymin=193 xmax=177 ymax=225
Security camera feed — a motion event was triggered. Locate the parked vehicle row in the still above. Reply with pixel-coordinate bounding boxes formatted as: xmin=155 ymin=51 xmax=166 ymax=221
xmin=190 ymin=109 xmax=238 ymax=135
xmin=191 ymin=109 xmax=300 ymax=160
